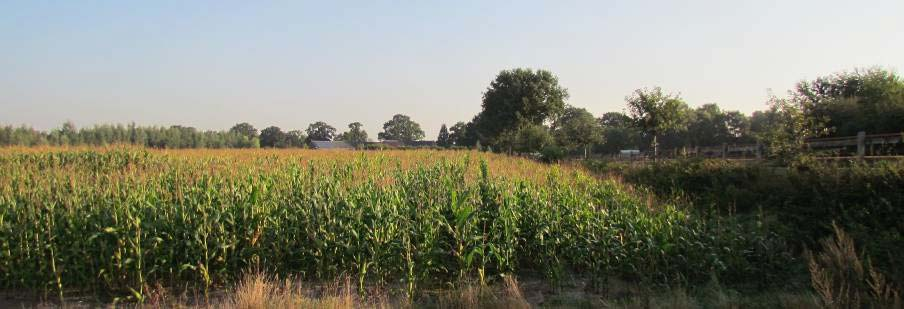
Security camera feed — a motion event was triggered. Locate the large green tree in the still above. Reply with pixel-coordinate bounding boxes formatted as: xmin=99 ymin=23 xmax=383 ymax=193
xmin=595 ymin=112 xmax=641 ymax=154
xmin=514 ymin=123 xmax=553 ymax=153
xmin=436 ymin=124 xmax=451 ymax=148
xmin=337 ymin=122 xmax=369 ymax=147
xmin=260 ymin=126 xmax=287 ymax=148
xmin=757 ymin=95 xmax=822 ymax=162
xmin=474 ymin=68 xmax=568 ymax=148
xmin=306 ymin=121 xmax=337 ymax=141
xmin=229 ymin=122 xmax=258 ymax=139
xmin=285 ymin=130 xmax=307 ymax=148
xmin=793 ymin=67 xmax=904 ymax=136
xmin=378 ymin=114 xmax=425 ymax=143
xmin=626 ymin=87 xmax=689 ymax=159
xmin=448 ymin=121 xmax=469 ymax=147
xmin=552 ymin=106 xmax=603 ymax=158
xmin=749 ymin=110 xmax=779 ymax=140
xmin=463 ymin=120 xmax=481 ymax=148
xmin=685 ymin=103 xmax=751 ymax=147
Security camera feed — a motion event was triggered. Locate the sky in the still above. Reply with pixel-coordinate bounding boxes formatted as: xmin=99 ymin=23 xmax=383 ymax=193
xmin=2 ymin=1 xmax=903 ymax=138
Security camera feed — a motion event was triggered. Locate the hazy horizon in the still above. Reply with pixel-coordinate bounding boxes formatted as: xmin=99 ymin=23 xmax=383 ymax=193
xmin=2 ymin=1 xmax=903 ymax=137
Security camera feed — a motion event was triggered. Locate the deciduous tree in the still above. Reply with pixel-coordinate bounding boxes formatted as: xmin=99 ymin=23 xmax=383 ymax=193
xmin=474 ymin=68 xmax=568 ymax=148
xmin=552 ymin=106 xmax=603 ymax=158
xmin=260 ymin=126 xmax=286 ymax=148
xmin=436 ymin=124 xmax=451 ymax=148
xmin=514 ymin=123 xmax=552 ymax=153
xmin=229 ymin=122 xmax=258 ymax=139
xmin=793 ymin=67 xmax=904 ymax=136
xmin=378 ymin=114 xmax=425 ymax=143
xmin=285 ymin=130 xmax=306 ymax=148
xmin=339 ymin=122 xmax=369 ymax=147
xmin=596 ymin=112 xmax=641 ymax=154
xmin=626 ymin=87 xmax=688 ymax=159
xmin=306 ymin=121 xmax=337 ymax=141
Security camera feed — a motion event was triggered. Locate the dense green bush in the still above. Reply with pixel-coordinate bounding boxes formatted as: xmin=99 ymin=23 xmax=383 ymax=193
xmin=540 ymin=145 xmax=565 ymax=163
xmin=587 ymin=158 xmax=904 ymax=283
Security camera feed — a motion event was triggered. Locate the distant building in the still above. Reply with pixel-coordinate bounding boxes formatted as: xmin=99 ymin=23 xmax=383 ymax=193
xmin=407 ymin=140 xmax=436 ymax=147
xmin=362 ymin=140 xmax=438 ymax=149
xmin=379 ymin=140 xmax=405 ymax=147
xmin=310 ymin=140 xmax=354 ymax=149
xmin=619 ymin=149 xmax=641 ymax=158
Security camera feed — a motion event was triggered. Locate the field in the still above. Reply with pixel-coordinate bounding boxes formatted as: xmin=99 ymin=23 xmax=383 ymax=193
xmin=0 ymin=148 xmax=811 ymax=307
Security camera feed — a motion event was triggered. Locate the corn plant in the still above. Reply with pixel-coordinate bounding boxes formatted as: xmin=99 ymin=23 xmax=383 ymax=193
xmin=0 ymin=148 xmax=791 ymax=301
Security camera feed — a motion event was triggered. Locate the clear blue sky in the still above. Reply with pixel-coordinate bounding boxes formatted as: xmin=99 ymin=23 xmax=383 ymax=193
xmin=2 ymin=1 xmax=902 ymax=138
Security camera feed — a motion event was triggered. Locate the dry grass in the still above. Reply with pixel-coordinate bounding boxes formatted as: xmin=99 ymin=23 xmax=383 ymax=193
xmin=806 ymin=223 xmax=901 ymax=308
xmin=430 ymin=278 xmax=530 ymax=309
xmin=206 ymin=272 xmax=531 ymax=309
xmin=223 ymin=273 xmax=359 ymax=309
xmin=15 ymin=274 xmax=826 ymax=308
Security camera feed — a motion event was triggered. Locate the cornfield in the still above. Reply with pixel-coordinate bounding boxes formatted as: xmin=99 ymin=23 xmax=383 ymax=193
xmin=0 ymin=147 xmax=786 ymax=300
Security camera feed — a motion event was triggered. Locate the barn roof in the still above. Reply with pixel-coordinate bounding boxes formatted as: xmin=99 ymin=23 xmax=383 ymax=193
xmin=310 ymin=140 xmax=353 ymax=149
xmin=379 ymin=140 xmax=405 ymax=147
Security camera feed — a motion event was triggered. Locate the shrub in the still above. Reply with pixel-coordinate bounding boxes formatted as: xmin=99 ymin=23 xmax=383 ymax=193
xmin=588 ymin=158 xmax=904 ymax=284
xmin=540 ymin=145 xmax=565 ymax=163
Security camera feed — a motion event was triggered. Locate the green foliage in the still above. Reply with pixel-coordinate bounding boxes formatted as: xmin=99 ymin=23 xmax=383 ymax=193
xmin=757 ymin=95 xmax=827 ymax=163
xmin=625 ymin=87 xmax=689 ymax=157
xmin=748 ymin=110 xmax=778 ymax=140
xmin=685 ymin=104 xmax=751 ymax=147
xmin=1 ymin=122 xmax=263 ymax=149
xmin=0 ymin=125 xmax=48 ymax=146
xmin=552 ymin=106 xmax=603 ymax=157
xmin=259 ymin=126 xmax=287 ymax=148
xmin=378 ymin=114 xmax=425 ymax=143
xmin=306 ymin=121 xmax=337 ymax=141
xmin=285 ymin=130 xmax=307 ymax=148
xmin=336 ymin=122 xmax=368 ymax=148
xmin=448 ymin=122 xmax=469 ymax=147
xmin=596 ymin=112 xmax=642 ymax=154
xmin=436 ymin=124 xmax=451 ymax=148
xmin=794 ymin=67 xmax=904 ymax=136
xmin=474 ymin=68 xmax=568 ymax=148
xmin=587 ymin=67 xmax=903 ymax=159
xmin=514 ymin=124 xmax=553 ymax=154
xmin=229 ymin=123 xmax=259 ymax=139
xmin=588 ymin=158 xmax=904 ymax=284
xmin=0 ymin=149 xmax=791 ymax=299
xmin=539 ymin=145 xmax=565 ymax=163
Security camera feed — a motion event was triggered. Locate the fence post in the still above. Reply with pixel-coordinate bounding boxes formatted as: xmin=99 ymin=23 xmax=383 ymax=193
xmin=857 ymin=131 xmax=866 ymax=159
xmin=722 ymin=143 xmax=728 ymax=159
xmin=755 ymin=142 xmax=762 ymax=159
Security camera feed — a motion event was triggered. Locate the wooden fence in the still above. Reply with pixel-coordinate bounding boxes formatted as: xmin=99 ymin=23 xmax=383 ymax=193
xmin=606 ymin=131 xmax=904 ymax=161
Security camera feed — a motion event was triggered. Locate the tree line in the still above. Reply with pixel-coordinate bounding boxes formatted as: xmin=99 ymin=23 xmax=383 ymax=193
xmin=3 ymin=67 xmax=902 ymax=157
xmin=437 ymin=67 xmax=904 ymax=159
xmin=0 ymin=114 xmax=427 ymax=149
